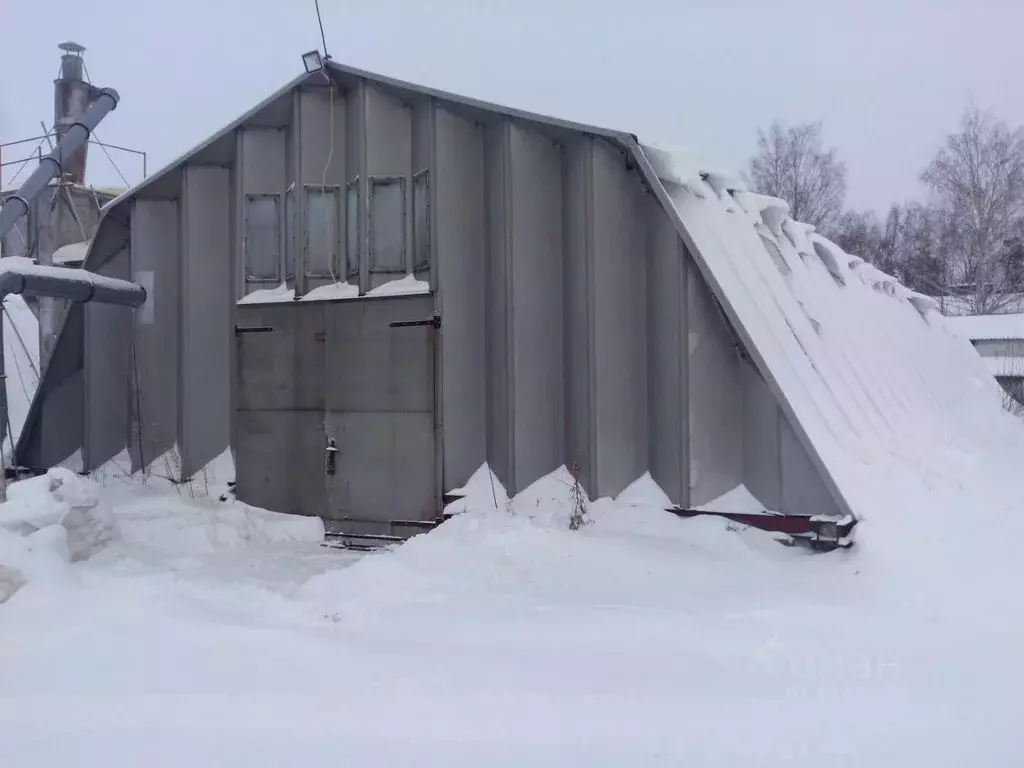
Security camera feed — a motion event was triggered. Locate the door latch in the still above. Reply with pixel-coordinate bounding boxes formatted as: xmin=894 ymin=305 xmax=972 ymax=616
xmin=389 ymin=313 xmax=441 ymax=330
xmin=325 ymin=438 xmax=338 ymax=476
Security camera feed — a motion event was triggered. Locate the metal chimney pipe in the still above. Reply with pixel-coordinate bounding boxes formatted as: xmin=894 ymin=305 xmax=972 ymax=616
xmin=0 ymin=87 xmax=119 ymax=241
xmin=54 ymin=41 xmax=92 ymax=185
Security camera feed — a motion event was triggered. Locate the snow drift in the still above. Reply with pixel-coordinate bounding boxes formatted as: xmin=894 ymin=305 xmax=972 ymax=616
xmin=0 ymin=457 xmax=324 ymax=602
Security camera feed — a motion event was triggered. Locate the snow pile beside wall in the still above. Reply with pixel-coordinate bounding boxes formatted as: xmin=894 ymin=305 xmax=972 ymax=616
xmin=0 ymin=454 xmax=324 ymax=603
xmin=640 ymin=142 xmax=1024 ymax=528
xmin=0 ymin=468 xmax=116 ymax=601
xmin=112 ymin=499 xmax=324 ymax=557
xmin=85 ymin=448 xmax=323 ymax=555
xmin=304 ymin=466 xmax=791 ymax=621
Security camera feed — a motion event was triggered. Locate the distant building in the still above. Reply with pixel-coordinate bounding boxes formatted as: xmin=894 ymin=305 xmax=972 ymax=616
xmin=946 ymin=313 xmax=1024 ymax=406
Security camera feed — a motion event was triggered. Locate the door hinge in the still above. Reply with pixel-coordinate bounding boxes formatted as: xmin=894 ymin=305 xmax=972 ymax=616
xmin=389 ymin=313 xmax=441 ymax=330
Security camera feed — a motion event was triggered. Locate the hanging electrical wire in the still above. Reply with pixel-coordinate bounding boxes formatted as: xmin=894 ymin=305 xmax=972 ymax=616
xmin=314 ymin=0 xmax=331 ymax=59
xmin=321 ymin=72 xmax=339 ymax=285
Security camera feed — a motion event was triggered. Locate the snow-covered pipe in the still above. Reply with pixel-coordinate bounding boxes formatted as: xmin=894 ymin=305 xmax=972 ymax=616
xmin=0 ymin=260 xmax=145 ymax=307
xmin=0 ymin=87 xmax=119 ymax=241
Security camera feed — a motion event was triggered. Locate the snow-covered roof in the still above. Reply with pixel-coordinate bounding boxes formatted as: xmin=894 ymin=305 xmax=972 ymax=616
xmin=944 ymin=313 xmax=1024 ymax=342
xmin=641 ymin=143 xmax=1012 ymax=522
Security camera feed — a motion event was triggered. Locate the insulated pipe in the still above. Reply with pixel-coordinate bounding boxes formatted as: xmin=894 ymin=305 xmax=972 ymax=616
xmin=0 ymin=260 xmax=146 ymax=307
xmin=0 ymin=87 xmax=120 ymax=241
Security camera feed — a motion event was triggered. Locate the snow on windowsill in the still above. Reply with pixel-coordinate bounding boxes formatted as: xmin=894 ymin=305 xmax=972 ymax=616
xmin=365 ymin=274 xmax=431 ymax=297
xmin=237 ymin=283 xmax=295 ymax=304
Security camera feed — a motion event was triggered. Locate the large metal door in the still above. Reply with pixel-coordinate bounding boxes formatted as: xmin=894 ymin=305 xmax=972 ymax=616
xmin=323 ymin=295 xmax=437 ymax=525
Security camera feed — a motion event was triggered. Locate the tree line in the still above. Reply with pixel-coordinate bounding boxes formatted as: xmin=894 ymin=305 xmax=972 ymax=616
xmin=747 ymin=109 xmax=1024 ymax=315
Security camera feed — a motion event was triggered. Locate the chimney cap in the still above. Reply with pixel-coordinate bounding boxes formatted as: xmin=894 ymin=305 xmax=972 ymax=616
xmin=58 ymin=41 xmax=86 ymax=55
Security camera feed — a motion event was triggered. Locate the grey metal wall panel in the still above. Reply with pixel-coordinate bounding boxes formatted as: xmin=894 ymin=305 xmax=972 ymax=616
xmin=240 ymin=128 xmax=287 ymax=194
xmin=299 ymin=86 xmax=347 ymax=185
xmin=296 ymin=85 xmax=346 ymax=295
xmin=326 ymin=410 xmax=435 ymax=521
xmin=239 ymin=128 xmax=287 ymax=299
xmin=292 ymin=303 xmax=327 ymax=412
xmin=413 ymin=101 xmax=433 ymax=171
xmin=589 ymin=139 xmax=649 ymax=497
xmin=435 ymin=107 xmax=486 ymax=489
xmin=412 ymin=100 xmax=434 ymax=282
xmin=180 ymin=165 xmax=232 ymax=477
xmin=366 ymin=85 xmax=412 ymax=176
xmin=128 ymin=199 xmax=179 ymax=472
xmin=562 ymin=135 xmax=595 ymax=492
xmin=687 ymin=258 xmax=742 ymax=505
xmin=236 ymin=409 xmax=294 ymax=515
xmin=741 ymin=363 xmax=782 ymax=510
xmin=365 ymin=84 xmax=413 ymax=290
xmin=345 ymin=86 xmax=366 ymax=176
xmin=22 ymin=303 xmax=85 ymax=469
xmin=289 ymin=408 xmax=330 ymax=516
xmin=35 ymin=371 xmax=84 ymax=469
xmin=646 ymin=204 xmax=687 ymax=505
xmin=346 ymin=85 xmax=367 ymax=292
xmin=483 ymin=120 xmax=512 ymax=489
xmin=235 ymin=305 xmax=297 ymax=412
xmin=508 ymin=123 xmax=565 ymax=491
xmin=83 ymin=247 xmax=132 ymax=470
xmin=235 ymin=303 xmax=326 ymax=517
xmin=236 ymin=303 xmax=326 ymax=412
xmin=236 ymin=409 xmax=328 ymax=517
xmin=780 ymin=413 xmax=841 ymax=517
xmin=324 ymin=297 xmax=434 ymax=414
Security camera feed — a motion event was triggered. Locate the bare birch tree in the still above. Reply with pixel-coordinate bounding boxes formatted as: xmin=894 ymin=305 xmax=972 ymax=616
xmin=747 ymin=122 xmax=848 ymax=234
xmin=921 ymin=107 xmax=1024 ymax=314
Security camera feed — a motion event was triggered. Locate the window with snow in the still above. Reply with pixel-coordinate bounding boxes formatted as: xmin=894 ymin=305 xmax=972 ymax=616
xmin=346 ymin=177 xmax=360 ymax=280
xmin=369 ymin=177 xmax=406 ymax=273
xmin=759 ymin=235 xmax=791 ymax=276
xmin=244 ymin=194 xmax=281 ymax=283
xmin=305 ymin=186 xmax=340 ymax=279
xmin=413 ymin=170 xmax=430 ymax=273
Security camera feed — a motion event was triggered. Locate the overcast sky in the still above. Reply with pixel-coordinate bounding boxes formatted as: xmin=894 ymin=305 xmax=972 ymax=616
xmin=4 ymin=0 xmax=1023 ymax=212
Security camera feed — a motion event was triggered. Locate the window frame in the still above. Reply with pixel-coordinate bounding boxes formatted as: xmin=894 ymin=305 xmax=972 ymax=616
xmin=345 ymin=176 xmax=360 ymax=280
xmin=284 ymin=187 xmax=295 ymax=281
xmin=303 ymin=184 xmax=342 ymax=280
xmin=368 ymin=175 xmax=407 ymax=275
xmin=243 ymin=192 xmax=282 ymax=284
xmin=412 ymin=169 xmax=430 ymax=273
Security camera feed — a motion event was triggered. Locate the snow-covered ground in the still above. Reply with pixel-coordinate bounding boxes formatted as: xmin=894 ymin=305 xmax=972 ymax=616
xmin=1 ymin=454 xmax=1022 ymax=766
